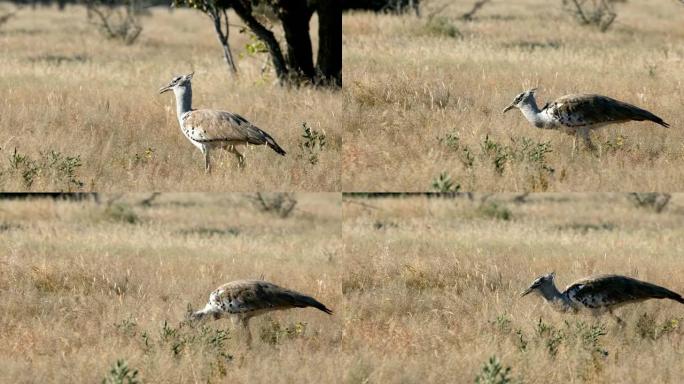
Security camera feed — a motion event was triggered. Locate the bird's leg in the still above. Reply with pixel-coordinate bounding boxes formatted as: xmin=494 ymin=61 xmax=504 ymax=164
xmin=202 ymin=147 xmax=211 ymax=173
xmin=228 ymin=145 xmax=245 ymax=168
xmin=241 ymin=317 xmax=252 ymax=347
xmin=609 ymin=310 xmax=625 ymax=326
xmin=581 ymin=128 xmax=596 ymax=151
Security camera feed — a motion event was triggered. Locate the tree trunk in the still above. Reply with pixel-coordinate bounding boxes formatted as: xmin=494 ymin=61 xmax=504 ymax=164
xmin=209 ymin=6 xmax=237 ymax=75
xmin=315 ymin=0 xmax=342 ymax=87
xmin=231 ymin=0 xmax=289 ymax=84
xmin=278 ymin=1 xmax=315 ymax=82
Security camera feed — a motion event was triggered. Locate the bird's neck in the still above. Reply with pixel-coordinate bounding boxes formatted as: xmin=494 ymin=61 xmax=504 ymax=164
xmin=173 ymin=85 xmax=193 ymax=122
xmin=519 ymin=97 xmax=544 ymax=128
xmin=539 ymin=283 xmax=571 ymax=310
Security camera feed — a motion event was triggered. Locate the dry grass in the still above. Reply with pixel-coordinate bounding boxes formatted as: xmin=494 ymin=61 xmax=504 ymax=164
xmin=2 ymin=193 xmax=683 ymax=382
xmin=342 ymin=193 xmax=684 ymax=383
xmin=0 ymin=193 xmax=342 ymax=382
xmin=343 ymin=0 xmax=684 ymax=191
xmin=0 ymin=6 xmax=340 ymax=191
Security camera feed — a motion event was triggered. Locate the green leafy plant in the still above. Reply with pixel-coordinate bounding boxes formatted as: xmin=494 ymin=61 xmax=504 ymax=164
xmin=259 ymin=319 xmax=307 ymax=345
xmin=475 ymin=356 xmax=513 ymax=384
xmin=425 ymin=16 xmax=462 ymax=38
xmin=299 ymin=122 xmax=327 ymax=165
xmin=636 ymin=313 xmax=680 ymax=341
xmin=438 ymin=131 xmax=461 ymax=152
xmin=102 ymin=359 xmax=139 ymax=384
xmin=477 ymin=202 xmax=512 ymax=221
xmin=481 ymin=135 xmax=508 ymax=175
xmin=6 ymin=148 xmax=84 ymax=191
xmin=431 ymin=172 xmax=460 ymax=192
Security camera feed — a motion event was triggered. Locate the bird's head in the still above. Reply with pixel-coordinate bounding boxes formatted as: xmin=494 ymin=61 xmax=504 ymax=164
xmin=521 ymin=272 xmax=555 ymax=297
xmin=503 ymin=88 xmax=538 ymax=113
xmin=158 ymin=72 xmax=194 ymax=94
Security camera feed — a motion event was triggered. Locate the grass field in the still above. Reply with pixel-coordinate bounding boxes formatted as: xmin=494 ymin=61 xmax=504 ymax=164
xmin=1 ymin=193 xmax=683 ymax=382
xmin=0 ymin=6 xmax=340 ymax=191
xmin=343 ymin=0 xmax=684 ymax=191
xmin=342 ymin=193 xmax=684 ymax=383
xmin=0 ymin=193 xmax=342 ymax=382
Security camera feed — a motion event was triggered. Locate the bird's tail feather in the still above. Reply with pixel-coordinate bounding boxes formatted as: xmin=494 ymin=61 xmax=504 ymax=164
xmin=645 ymin=283 xmax=683 ymax=303
xmin=267 ymin=137 xmax=286 ymax=156
xmin=291 ymin=292 xmax=333 ymax=315
xmin=627 ymin=105 xmax=670 ymax=128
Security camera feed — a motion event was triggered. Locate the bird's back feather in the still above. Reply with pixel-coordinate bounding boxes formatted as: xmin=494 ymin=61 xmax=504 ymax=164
xmin=183 ymin=110 xmax=286 ymax=154
xmin=565 ymin=274 xmax=683 ymax=307
xmin=552 ymin=94 xmax=669 ymax=128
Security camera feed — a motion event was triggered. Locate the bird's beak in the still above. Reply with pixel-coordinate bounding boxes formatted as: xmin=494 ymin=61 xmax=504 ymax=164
xmin=503 ymin=104 xmax=515 ymax=113
xmin=520 ymin=287 xmax=533 ymax=297
xmin=158 ymin=84 xmax=172 ymax=94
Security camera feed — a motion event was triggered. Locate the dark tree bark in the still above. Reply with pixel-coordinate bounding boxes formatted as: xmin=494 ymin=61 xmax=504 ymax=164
xmin=315 ymin=0 xmax=342 ymax=87
xmin=278 ymin=0 xmax=315 ymax=81
xmin=231 ymin=0 xmax=289 ymax=84
xmin=216 ymin=0 xmax=341 ymax=88
xmin=208 ymin=5 xmax=237 ymax=75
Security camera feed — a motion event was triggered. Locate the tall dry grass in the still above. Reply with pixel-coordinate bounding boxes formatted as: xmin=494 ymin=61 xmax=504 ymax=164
xmin=1 ymin=193 xmax=683 ymax=382
xmin=342 ymin=193 xmax=684 ymax=383
xmin=0 ymin=6 xmax=340 ymax=191
xmin=343 ymin=0 xmax=684 ymax=191
xmin=0 ymin=193 xmax=342 ymax=382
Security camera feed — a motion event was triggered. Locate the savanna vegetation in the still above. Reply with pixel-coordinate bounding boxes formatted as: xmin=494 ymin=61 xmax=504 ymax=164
xmin=0 ymin=5 xmax=340 ymax=191
xmin=342 ymin=193 xmax=684 ymax=382
xmin=343 ymin=0 xmax=684 ymax=191
xmin=0 ymin=193 xmax=342 ymax=382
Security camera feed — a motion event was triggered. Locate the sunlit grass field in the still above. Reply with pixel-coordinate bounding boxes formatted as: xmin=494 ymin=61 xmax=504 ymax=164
xmin=0 ymin=193 xmax=342 ymax=382
xmin=0 ymin=6 xmax=340 ymax=191
xmin=343 ymin=0 xmax=684 ymax=191
xmin=342 ymin=193 xmax=684 ymax=382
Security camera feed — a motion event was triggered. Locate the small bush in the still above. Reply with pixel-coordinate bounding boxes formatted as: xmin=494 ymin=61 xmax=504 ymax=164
xmin=86 ymin=0 xmax=145 ymax=45
xmin=431 ymin=172 xmax=460 ymax=192
xmin=104 ymin=203 xmax=140 ymax=224
xmin=177 ymin=227 xmax=240 ymax=237
xmin=635 ymin=314 xmax=680 ymax=341
xmin=562 ymin=0 xmax=617 ymax=32
xmin=477 ymin=202 xmax=512 ymax=221
xmin=299 ymin=122 xmax=327 ymax=165
xmin=259 ymin=318 xmax=307 ymax=345
xmin=425 ymin=16 xmax=461 ymax=38
xmin=628 ymin=193 xmax=671 ymax=213
xmin=5 ymin=148 xmax=84 ymax=191
xmin=475 ymin=356 xmax=513 ymax=384
xmin=437 ymin=131 xmax=461 ymax=152
xmin=102 ymin=359 xmax=139 ymax=384
xmin=249 ymin=193 xmax=297 ymax=218
xmin=481 ymin=135 xmax=509 ymax=175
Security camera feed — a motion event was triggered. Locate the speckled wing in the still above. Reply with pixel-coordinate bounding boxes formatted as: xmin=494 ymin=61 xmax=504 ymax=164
xmin=214 ymin=280 xmax=333 ymax=315
xmin=551 ymin=94 xmax=669 ymax=128
xmin=182 ymin=110 xmax=270 ymax=145
xmin=565 ymin=274 xmax=683 ymax=308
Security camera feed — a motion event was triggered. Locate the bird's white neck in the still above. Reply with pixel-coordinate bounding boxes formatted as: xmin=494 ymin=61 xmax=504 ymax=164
xmin=173 ymin=85 xmax=193 ymax=123
xmin=519 ymin=97 xmax=546 ymax=128
xmin=538 ymin=282 xmax=573 ymax=311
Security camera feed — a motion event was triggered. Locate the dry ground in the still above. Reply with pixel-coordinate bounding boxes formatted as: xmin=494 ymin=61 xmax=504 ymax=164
xmin=0 ymin=193 xmax=343 ymax=382
xmin=342 ymin=193 xmax=684 ymax=383
xmin=0 ymin=6 xmax=340 ymax=191
xmin=343 ymin=0 xmax=684 ymax=191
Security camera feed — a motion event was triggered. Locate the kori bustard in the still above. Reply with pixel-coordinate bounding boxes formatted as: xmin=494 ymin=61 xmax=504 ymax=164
xmin=503 ymin=89 xmax=670 ymax=150
xmin=522 ymin=273 xmax=683 ymax=323
xmin=188 ymin=280 xmax=332 ymax=344
xmin=159 ymin=73 xmax=286 ymax=172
